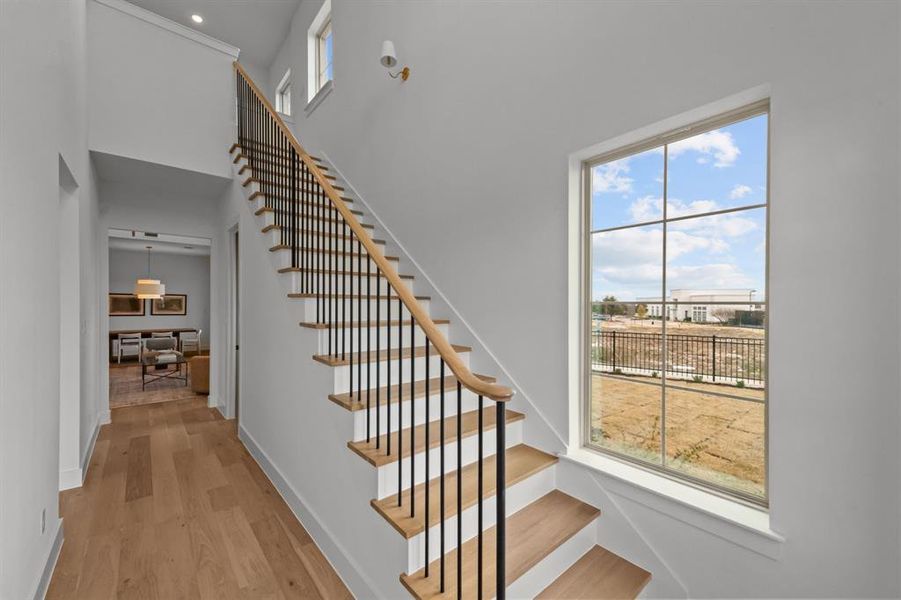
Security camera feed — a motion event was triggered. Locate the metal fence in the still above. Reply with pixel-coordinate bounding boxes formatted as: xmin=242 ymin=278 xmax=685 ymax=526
xmin=591 ymin=330 xmax=765 ymax=385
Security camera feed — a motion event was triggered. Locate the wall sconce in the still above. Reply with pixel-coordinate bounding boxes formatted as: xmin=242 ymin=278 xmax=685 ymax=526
xmin=380 ymin=40 xmax=410 ymax=81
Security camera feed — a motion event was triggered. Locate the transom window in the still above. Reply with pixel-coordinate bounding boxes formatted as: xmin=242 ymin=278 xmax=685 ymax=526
xmin=584 ymin=102 xmax=769 ymax=504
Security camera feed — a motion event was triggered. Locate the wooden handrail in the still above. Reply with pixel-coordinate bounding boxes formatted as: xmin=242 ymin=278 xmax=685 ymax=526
xmin=233 ymin=62 xmax=514 ymax=402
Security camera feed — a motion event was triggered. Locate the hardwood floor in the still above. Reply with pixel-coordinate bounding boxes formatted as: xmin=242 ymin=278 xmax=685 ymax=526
xmin=46 ymin=398 xmax=352 ymax=600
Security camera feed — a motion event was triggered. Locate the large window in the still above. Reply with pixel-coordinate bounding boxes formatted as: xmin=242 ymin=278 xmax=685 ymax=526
xmin=584 ymin=102 xmax=769 ymax=504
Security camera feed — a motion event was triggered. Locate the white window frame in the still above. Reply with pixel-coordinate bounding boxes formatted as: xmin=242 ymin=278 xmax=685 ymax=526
xmin=275 ymin=70 xmax=291 ymax=117
xmin=565 ymin=91 xmax=779 ymax=540
xmin=305 ymin=0 xmax=333 ymax=113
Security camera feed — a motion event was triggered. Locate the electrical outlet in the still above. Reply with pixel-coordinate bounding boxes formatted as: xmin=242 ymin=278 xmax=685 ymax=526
xmin=41 ymin=508 xmax=46 ymax=534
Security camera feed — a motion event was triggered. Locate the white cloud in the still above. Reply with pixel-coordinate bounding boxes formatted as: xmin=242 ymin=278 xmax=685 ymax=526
xmin=628 ymin=196 xmax=662 ymax=222
xmin=592 ymin=158 xmax=633 ymax=194
xmin=667 ymin=263 xmax=755 ymax=290
xmin=730 ymin=184 xmax=752 ymax=200
xmin=667 ymin=129 xmax=740 ymax=167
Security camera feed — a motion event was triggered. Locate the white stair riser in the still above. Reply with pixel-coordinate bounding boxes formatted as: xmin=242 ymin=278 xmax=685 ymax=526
xmin=321 ymin=323 xmax=451 ymax=359
xmin=406 ymin=465 xmax=557 ymax=574
xmin=283 ymin=271 xmax=417 ymax=296
xmin=271 ymin=248 xmax=394 ymax=272
xmin=264 ymin=228 xmax=383 ymax=252
xmin=330 ymin=349 xmax=463 ymax=395
xmin=376 ymin=421 xmax=523 ymax=499
xmin=505 ymin=520 xmax=597 ymax=599
xmin=296 ymin=297 xmax=431 ymax=323
xmin=349 ymin=381 xmax=478 ymax=441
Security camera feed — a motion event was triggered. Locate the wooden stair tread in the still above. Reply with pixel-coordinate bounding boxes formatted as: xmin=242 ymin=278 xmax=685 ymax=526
xmin=536 ymin=545 xmax=651 ymax=600
xmin=244 ymin=176 xmax=345 ymax=192
xmin=372 ymin=443 xmax=548 ymax=540
xmin=278 ymin=266 xmax=412 ymax=279
xmin=250 ymin=193 xmax=363 ymax=216
xmin=251 ymin=190 xmax=355 ymax=204
xmin=256 ymin=207 xmax=371 ymax=226
xmin=329 ymin=372 xmax=493 ymax=411
xmin=350 ymin=407 xmax=525 ymax=469
xmin=262 ymin=224 xmax=378 ymax=242
xmin=400 ymin=490 xmax=600 ymax=599
xmin=239 ymin=163 xmax=337 ymax=179
xmin=313 ymin=344 xmax=469 ymax=367
xmin=269 ymin=246 xmax=399 ymax=261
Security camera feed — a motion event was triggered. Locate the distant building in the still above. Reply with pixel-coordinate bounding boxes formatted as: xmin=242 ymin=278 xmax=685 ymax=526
xmin=637 ymin=289 xmax=762 ymax=323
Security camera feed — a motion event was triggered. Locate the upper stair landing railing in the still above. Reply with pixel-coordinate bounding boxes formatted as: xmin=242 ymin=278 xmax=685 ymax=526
xmin=233 ymin=61 xmax=513 ymax=598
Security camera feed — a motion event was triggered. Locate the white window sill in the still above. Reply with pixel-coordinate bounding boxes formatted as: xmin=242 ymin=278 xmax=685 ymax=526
xmin=305 ymin=80 xmax=333 ymax=116
xmin=560 ymin=447 xmax=785 ymax=559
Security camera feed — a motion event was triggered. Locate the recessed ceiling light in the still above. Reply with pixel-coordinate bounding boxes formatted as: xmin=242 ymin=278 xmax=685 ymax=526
xmin=191 ymin=14 xmax=203 ymax=23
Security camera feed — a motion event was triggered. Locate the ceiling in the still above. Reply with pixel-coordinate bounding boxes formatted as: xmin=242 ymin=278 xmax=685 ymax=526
xmin=92 ymin=151 xmax=231 ymax=201
xmin=126 ymin=0 xmax=300 ymax=67
xmin=109 ymin=230 xmax=212 ymax=256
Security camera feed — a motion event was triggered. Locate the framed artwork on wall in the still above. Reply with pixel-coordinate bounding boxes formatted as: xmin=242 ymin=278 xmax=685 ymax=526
xmin=151 ymin=294 xmax=187 ymax=316
xmin=109 ymin=293 xmax=145 ymax=316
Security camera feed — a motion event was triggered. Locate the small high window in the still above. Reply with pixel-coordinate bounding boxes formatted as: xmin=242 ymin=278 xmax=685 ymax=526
xmin=316 ymin=20 xmax=333 ymax=93
xmin=307 ymin=0 xmax=333 ymax=106
xmin=275 ymin=70 xmax=291 ymax=116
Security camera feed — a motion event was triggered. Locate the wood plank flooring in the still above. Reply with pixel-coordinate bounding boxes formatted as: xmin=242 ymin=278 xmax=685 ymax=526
xmin=46 ymin=397 xmax=352 ymax=600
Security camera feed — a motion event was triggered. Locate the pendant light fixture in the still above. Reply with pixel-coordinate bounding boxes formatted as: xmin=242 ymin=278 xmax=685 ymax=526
xmin=134 ymin=245 xmax=165 ymax=299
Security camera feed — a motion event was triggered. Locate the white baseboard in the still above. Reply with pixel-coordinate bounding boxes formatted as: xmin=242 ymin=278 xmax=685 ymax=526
xmin=59 ymin=411 xmax=103 ymax=491
xmin=238 ymin=424 xmax=379 ymax=599
xmin=30 ymin=518 xmax=64 ymax=600
xmin=99 ymin=409 xmax=111 ymax=424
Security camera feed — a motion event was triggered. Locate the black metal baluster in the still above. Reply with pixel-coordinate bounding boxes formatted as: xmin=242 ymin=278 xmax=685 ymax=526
xmin=342 ymin=221 xmax=347 ymax=361
xmin=440 ymin=359 xmax=446 ymax=593
xmin=387 ymin=283 xmax=392 ymax=456
xmin=496 ymin=400 xmax=506 ymax=600
xmin=397 ymin=294 xmax=403 ymax=505
xmin=349 ymin=222 xmax=354 ymax=399
xmin=477 ymin=395 xmax=483 ymax=600
xmin=367 ymin=241 xmax=372 ymax=441
xmin=410 ymin=315 xmax=415 ymax=519
xmin=377 ymin=271 xmax=382 ymax=450
xmin=357 ymin=238 xmax=362 ymax=403
xmin=291 ymin=152 xmax=297 ymax=270
xmin=424 ymin=331 xmax=430 ymax=575
xmin=456 ymin=380 xmax=462 ymax=600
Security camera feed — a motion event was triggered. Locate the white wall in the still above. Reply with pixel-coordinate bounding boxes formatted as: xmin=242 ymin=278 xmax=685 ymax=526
xmin=108 ymin=249 xmax=211 ymax=338
xmin=87 ymin=0 xmax=237 ymax=178
xmin=261 ymin=1 xmax=901 ymax=596
xmin=0 ymin=0 xmax=101 ymax=597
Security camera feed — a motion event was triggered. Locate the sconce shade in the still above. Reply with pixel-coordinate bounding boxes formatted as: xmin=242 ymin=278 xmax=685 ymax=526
xmin=380 ymin=40 xmax=397 ymax=68
xmin=135 ymin=279 xmax=165 ymax=300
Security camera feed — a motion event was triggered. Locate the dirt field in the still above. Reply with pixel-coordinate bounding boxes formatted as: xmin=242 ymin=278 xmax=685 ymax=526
xmin=590 ymin=373 xmax=765 ymax=499
xmin=597 ymin=316 xmax=765 ymax=340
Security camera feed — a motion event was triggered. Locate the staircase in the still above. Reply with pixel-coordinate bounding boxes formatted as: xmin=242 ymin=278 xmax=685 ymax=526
xmin=230 ymin=62 xmax=652 ymax=599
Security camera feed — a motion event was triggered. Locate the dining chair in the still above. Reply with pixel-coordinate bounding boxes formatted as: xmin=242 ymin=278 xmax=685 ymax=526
xmin=180 ymin=329 xmax=202 ymax=355
xmin=117 ymin=333 xmax=143 ymax=363
xmin=151 ymin=331 xmax=174 ymax=338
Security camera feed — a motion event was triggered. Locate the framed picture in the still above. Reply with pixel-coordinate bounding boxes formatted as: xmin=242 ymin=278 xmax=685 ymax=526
xmin=109 ymin=293 xmax=145 ymax=316
xmin=151 ymin=294 xmax=187 ymax=316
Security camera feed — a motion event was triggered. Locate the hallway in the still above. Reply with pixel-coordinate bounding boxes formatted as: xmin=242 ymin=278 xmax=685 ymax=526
xmin=46 ymin=398 xmax=351 ymax=599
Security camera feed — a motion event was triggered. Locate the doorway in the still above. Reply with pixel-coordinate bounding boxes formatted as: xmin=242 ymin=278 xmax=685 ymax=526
xmin=229 ymin=225 xmax=240 ymax=423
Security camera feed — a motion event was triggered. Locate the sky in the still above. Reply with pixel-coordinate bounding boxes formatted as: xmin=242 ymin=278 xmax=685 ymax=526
xmin=591 ymin=113 xmax=768 ymax=302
